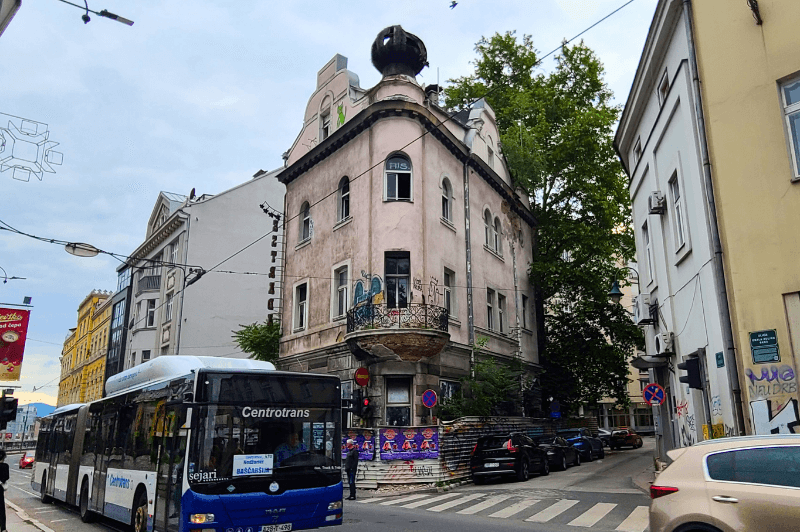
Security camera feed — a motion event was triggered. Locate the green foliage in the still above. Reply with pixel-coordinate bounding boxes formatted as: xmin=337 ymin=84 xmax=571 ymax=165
xmin=446 ymin=32 xmax=644 ymax=412
xmin=440 ymin=338 xmax=524 ymax=420
xmin=232 ymin=320 xmax=281 ymax=364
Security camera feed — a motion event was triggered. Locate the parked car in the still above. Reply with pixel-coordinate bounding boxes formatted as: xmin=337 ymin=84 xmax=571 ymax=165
xmin=557 ymin=428 xmax=604 ymax=461
xmin=534 ymin=435 xmax=580 ymax=470
xmin=597 ymin=428 xmax=612 ymax=447
xmin=471 ymin=433 xmax=549 ymax=484
xmin=19 ymin=451 xmax=34 ymax=469
xmin=610 ymin=428 xmax=643 ymax=450
xmin=649 ymin=434 xmax=800 ymax=532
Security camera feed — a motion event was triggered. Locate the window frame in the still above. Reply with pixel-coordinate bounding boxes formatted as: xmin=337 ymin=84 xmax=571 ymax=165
xmin=337 ymin=177 xmax=350 ymax=223
xmin=704 ymin=445 xmax=800 ymax=489
xmin=669 ymin=173 xmax=687 ymax=248
xmin=493 ymin=217 xmax=503 ymax=255
xmin=330 ymin=262 xmax=350 ymax=321
xmin=443 ymin=268 xmax=455 ymax=316
xmin=441 ymin=178 xmax=452 ymax=222
xmin=643 ymin=222 xmax=654 ymax=286
xmin=293 ymin=281 xmax=309 ymax=332
xmin=521 ymin=294 xmax=529 ymax=330
xmin=498 ymin=293 xmax=506 ymax=334
xmin=146 ymin=299 xmax=156 ymax=328
xmin=780 ymin=76 xmax=800 ymax=180
xmin=384 ymin=154 xmax=413 ymax=202
xmin=633 ymin=137 xmax=643 ymax=167
xmin=299 ymin=202 xmax=311 ymax=243
xmin=385 ymin=251 xmax=410 ymax=309
xmin=486 ymin=288 xmax=495 ymax=331
xmin=164 ymin=292 xmax=174 ymax=323
xmin=385 ymin=377 xmax=412 ymax=426
xmin=657 ymin=69 xmax=669 ymax=106
xmin=484 ymin=209 xmax=492 ymax=246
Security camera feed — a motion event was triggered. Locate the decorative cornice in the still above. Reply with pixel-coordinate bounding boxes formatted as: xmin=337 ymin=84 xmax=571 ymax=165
xmin=278 ymin=100 xmax=536 ymax=228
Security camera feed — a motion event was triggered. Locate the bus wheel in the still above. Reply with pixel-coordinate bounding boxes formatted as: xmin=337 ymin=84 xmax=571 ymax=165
xmin=40 ymin=474 xmax=51 ymax=504
xmin=80 ymin=480 xmax=95 ymax=523
xmin=132 ymin=490 xmax=148 ymax=532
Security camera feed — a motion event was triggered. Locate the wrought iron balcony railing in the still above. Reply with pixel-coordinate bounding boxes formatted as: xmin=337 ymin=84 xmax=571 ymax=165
xmin=346 ymin=303 xmax=449 ymax=333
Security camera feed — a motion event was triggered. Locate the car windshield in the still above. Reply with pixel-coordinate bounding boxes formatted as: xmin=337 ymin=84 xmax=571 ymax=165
xmin=557 ymin=430 xmax=580 ymax=438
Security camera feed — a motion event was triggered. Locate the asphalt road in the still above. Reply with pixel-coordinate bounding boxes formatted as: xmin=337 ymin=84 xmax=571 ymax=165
xmin=2 ymin=438 xmax=654 ymax=532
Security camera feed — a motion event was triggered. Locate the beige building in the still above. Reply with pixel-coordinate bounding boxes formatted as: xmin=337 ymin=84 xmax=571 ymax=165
xmin=277 ymin=26 xmax=538 ymax=426
xmin=57 ymin=290 xmax=112 ymax=406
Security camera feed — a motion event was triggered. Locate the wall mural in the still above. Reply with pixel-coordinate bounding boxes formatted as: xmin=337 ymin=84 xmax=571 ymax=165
xmin=336 ymin=103 xmax=346 ymax=127
xmin=750 ymin=398 xmax=800 ymax=434
xmin=353 ymin=273 xmax=383 ymax=306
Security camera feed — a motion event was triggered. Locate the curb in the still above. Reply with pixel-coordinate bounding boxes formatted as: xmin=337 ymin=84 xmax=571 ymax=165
xmin=6 ymin=499 xmax=55 ymax=532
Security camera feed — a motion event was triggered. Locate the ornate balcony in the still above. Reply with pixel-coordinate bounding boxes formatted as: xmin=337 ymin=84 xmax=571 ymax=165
xmin=345 ymin=303 xmax=450 ymax=363
xmin=136 ymin=275 xmax=161 ymax=296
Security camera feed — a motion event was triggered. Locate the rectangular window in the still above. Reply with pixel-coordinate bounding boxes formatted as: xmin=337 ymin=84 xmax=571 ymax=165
xmin=657 ymin=70 xmax=669 ymax=105
xmin=643 ymin=222 xmax=654 ymax=284
xmin=142 ymin=350 xmax=151 ymax=361
xmin=440 ymin=380 xmax=461 ymax=404
xmin=170 ymin=240 xmax=179 ymax=265
xmin=321 ymin=112 xmax=331 ymax=140
xmin=146 ymin=299 xmax=156 ymax=327
xmin=164 ymin=293 xmax=174 ymax=322
xmin=294 ymin=283 xmax=308 ymax=331
xmin=633 ymin=138 xmax=642 ymax=167
xmin=487 ymin=288 xmax=495 ymax=330
xmin=443 ymin=269 xmax=454 ymax=315
xmin=385 ymin=378 xmax=411 ymax=426
xmin=521 ymin=294 xmax=529 ymax=329
xmin=385 ymin=252 xmax=410 ymax=309
xmin=334 ymin=266 xmax=348 ymax=318
xmin=498 ymin=294 xmax=506 ymax=333
xmin=488 ymin=146 xmax=494 ymax=169
xmin=707 ymin=447 xmax=800 ymax=488
xmin=670 ymin=175 xmax=686 ymax=247
xmin=783 ymin=78 xmax=800 ymax=178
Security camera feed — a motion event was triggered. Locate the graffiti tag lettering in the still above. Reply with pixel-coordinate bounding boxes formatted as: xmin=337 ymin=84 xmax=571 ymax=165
xmin=750 ymin=398 xmax=800 ymax=434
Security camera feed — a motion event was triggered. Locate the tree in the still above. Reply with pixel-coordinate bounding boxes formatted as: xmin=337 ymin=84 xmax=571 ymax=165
xmin=232 ymin=319 xmax=281 ymax=364
xmin=439 ymin=355 xmax=524 ymax=420
xmin=446 ymin=32 xmax=644 ymax=412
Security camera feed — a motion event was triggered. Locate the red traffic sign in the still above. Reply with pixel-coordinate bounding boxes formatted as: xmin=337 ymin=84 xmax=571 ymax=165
xmin=354 ymin=367 xmax=369 ymax=387
xmin=421 ymin=389 xmax=438 ymax=408
xmin=643 ymin=383 xmax=665 ymax=406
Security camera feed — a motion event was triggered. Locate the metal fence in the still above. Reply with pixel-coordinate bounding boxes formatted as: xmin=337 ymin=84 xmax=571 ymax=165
xmin=346 ymin=303 xmax=448 ymax=333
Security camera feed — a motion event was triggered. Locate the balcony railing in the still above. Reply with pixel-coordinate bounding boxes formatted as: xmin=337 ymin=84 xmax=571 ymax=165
xmin=346 ymin=303 xmax=449 ymax=333
xmin=136 ymin=275 xmax=161 ymax=295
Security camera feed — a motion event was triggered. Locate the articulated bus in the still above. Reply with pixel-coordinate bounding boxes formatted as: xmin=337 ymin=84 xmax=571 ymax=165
xmin=33 ymin=356 xmax=343 ymax=532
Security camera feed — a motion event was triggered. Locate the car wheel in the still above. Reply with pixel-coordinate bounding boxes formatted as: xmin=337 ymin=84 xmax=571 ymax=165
xmin=40 ymin=473 xmax=51 ymax=504
xmin=132 ymin=489 xmax=148 ymax=532
xmin=80 ymin=480 xmax=95 ymax=523
xmin=574 ymin=452 xmax=581 ymax=466
xmin=560 ymin=455 xmax=568 ymax=471
xmin=637 ymin=439 xmax=643 ymax=448
xmin=517 ymin=460 xmax=530 ymax=482
xmin=585 ymin=450 xmax=594 ymax=462
xmin=540 ymin=458 xmax=550 ymax=476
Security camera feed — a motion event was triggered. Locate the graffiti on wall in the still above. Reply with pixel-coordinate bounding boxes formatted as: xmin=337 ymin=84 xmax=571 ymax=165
xmin=354 ymin=274 xmax=383 ymax=306
xmin=428 ymin=276 xmax=442 ymax=306
xmin=711 ymin=395 xmax=723 ymax=418
xmin=746 ymin=365 xmax=797 ymax=398
xmin=750 ymin=398 xmax=800 ymax=435
xmin=676 ymin=400 xmax=689 ymax=417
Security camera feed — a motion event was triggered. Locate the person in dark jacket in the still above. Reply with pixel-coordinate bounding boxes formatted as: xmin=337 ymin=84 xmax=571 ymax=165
xmin=0 ymin=449 xmax=8 ymax=532
xmin=344 ymin=439 xmax=359 ymax=500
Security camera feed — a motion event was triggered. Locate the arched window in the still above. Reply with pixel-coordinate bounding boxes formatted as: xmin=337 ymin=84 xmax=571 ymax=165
xmin=484 ymin=209 xmax=492 ymax=246
xmin=300 ymin=202 xmax=311 ymax=242
xmin=385 ymin=154 xmax=412 ymax=201
xmin=441 ymin=178 xmax=452 ymax=221
xmin=494 ymin=217 xmax=502 ymax=254
xmin=338 ymin=177 xmax=350 ymax=222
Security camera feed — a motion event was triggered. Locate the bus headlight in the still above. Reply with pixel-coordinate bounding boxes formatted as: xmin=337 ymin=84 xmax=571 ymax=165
xmin=328 ymin=500 xmax=343 ymax=511
xmin=189 ymin=513 xmax=215 ymax=524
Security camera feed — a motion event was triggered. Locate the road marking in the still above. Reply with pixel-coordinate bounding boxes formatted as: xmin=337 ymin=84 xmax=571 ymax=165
xmin=5 ymin=499 xmax=56 ymax=532
xmin=355 ymin=498 xmax=383 ymax=504
xmin=427 ymin=493 xmax=485 ymax=512
xmin=568 ymin=502 xmax=617 ymax=527
xmin=616 ymin=505 xmax=649 ymax=532
xmin=35 ymin=509 xmax=60 ymax=513
xmin=50 ymin=519 xmax=70 ymax=523
xmin=400 ymin=492 xmax=460 ymax=509
xmin=378 ymin=494 xmax=428 ymax=506
xmin=456 ymin=494 xmax=512 ymax=515
xmin=525 ymin=499 xmax=579 ymax=522
xmin=488 ymin=498 xmax=540 ymax=518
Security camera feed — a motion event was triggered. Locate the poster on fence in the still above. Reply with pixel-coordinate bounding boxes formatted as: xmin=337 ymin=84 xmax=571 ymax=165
xmin=342 ymin=429 xmax=375 ymax=460
xmin=380 ymin=427 xmax=439 ymax=460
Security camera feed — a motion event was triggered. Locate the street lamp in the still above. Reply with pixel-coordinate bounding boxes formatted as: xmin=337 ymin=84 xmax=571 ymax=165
xmin=608 ymin=265 xmax=639 ymax=304
xmin=55 ymin=0 xmax=134 ymax=26
xmin=0 ymin=266 xmax=25 ymax=284
xmin=64 ymin=242 xmax=100 ymax=257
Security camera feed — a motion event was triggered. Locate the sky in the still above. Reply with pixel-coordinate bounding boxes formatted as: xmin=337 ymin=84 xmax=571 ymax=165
xmin=0 ymin=0 xmax=658 ymax=405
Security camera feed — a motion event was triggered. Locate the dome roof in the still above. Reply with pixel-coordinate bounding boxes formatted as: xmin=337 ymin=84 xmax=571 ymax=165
xmin=371 ymin=25 xmax=428 ymax=77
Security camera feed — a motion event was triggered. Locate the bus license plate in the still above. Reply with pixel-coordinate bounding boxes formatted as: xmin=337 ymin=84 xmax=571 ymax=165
xmin=484 ymin=463 xmax=499 ymax=468
xmin=261 ymin=525 xmax=292 ymax=532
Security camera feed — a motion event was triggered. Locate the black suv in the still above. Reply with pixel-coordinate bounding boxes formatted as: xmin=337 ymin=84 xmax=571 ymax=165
xmin=470 ymin=433 xmax=549 ymax=484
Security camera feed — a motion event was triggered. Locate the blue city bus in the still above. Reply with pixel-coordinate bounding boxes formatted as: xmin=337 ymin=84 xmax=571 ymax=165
xmin=32 ymin=356 xmax=343 ymax=532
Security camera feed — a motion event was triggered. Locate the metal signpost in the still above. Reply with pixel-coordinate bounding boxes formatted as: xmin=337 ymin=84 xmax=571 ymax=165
xmin=422 ymin=389 xmax=437 ymax=423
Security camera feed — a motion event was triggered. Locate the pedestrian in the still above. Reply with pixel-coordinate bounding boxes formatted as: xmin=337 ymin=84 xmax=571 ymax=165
xmin=0 ymin=449 xmax=8 ymax=532
xmin=345 ymin=439 xmax=359 ymax=500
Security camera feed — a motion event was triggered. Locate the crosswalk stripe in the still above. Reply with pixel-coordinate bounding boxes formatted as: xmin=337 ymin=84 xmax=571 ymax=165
xmin=488 ymin=498 xmax=540 ymax=518
xmin=568 ymin=502 xmax=617 ymax=527
xmin=357 ymin=498 xmax=383 ymax=504
xmin=378 ymin=494 xmax=428 ymax=506
xmin=615 ymin=505 xmax=649 ymax=532
xmin=401 ymin=492 xmax=461 ymax=509
xmin=427 ymin=493 xmax=485 ymax=512
xmin=525 ymin=499 xmax=580 ymax=522
xmin=456 ymin=494 xmax=513 ymax=515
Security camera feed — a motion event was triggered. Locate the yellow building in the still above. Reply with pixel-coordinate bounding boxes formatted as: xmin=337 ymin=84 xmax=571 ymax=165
xmin=57 ymin=290 xmax=113 ymax=406
xmin=691 ymin=1 xmax=800 ymax=434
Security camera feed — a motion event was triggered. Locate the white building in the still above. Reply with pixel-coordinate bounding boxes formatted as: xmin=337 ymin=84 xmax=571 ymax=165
xmin=6 ymin=404 xmax=36 ymax=441
xmin=614 ymin=0 xmax=743 ymax=456
xmin=116 ymin=172 xmax=284 ymax=372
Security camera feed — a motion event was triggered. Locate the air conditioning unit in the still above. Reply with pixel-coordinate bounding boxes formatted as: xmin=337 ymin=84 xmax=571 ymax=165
xmin=648 ymin=191 xmax=666 ymax=215
xmin=633 ymin=294 xmax=654 ymax=325
xmin=655 ymin=332 xmax=674 ymax=355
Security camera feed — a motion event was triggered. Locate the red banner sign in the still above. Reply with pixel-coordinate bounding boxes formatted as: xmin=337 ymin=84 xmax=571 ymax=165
xmin=0 ymin=308 xmax=31 ymax=381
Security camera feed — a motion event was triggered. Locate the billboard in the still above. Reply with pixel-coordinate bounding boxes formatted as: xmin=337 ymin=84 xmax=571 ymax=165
xmin=0 ymin=308 xmax=30 ymax=381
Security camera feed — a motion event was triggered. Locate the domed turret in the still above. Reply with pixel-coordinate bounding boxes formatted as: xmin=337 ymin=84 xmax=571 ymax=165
xmin=371 ymin=25 xmax=428 ymax=77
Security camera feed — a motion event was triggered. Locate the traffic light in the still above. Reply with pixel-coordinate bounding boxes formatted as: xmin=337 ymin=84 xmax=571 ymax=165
xmin=353 ymin=388 xmax=364 ymax=416
xmin=361 ymin=395 xmax=372 ymax=418
xmin=678 ymin=357 xmax=702 ymax=389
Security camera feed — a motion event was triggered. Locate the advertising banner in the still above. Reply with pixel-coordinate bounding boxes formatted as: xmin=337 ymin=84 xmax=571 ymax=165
xmin=0 ymin=308 xmax=30 ymax=381
xmin=380 ymin=427 xmax=439 ymax=460
xmin=342 ymin=428 xmax=375 ymax=460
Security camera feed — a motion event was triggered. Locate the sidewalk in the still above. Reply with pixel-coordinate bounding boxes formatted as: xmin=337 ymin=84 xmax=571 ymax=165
xmin=5 ymin=500 xmax=53 ymax=532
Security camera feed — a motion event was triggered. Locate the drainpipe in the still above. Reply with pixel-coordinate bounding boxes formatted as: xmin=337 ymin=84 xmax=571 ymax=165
xmin=462 ymin=159 xmax=475 ymax=378
xmin=682 ymin=0 xmax=746 ymax=436
xmin=511 ymin=238 xmax=524 ymax=415
xmin=174 ymin=207 xmax=191 ymax=357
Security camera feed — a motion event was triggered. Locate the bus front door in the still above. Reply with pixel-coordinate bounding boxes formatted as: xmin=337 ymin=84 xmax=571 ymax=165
xmin=155 ymin=405 xmax=187 ymax=532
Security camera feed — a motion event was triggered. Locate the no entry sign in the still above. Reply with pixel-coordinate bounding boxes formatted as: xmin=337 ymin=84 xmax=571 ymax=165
xmin=354 ymin=367 xmax=369 ymax=387
xmin=643 ymin=383 xmax=665 ymax=406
